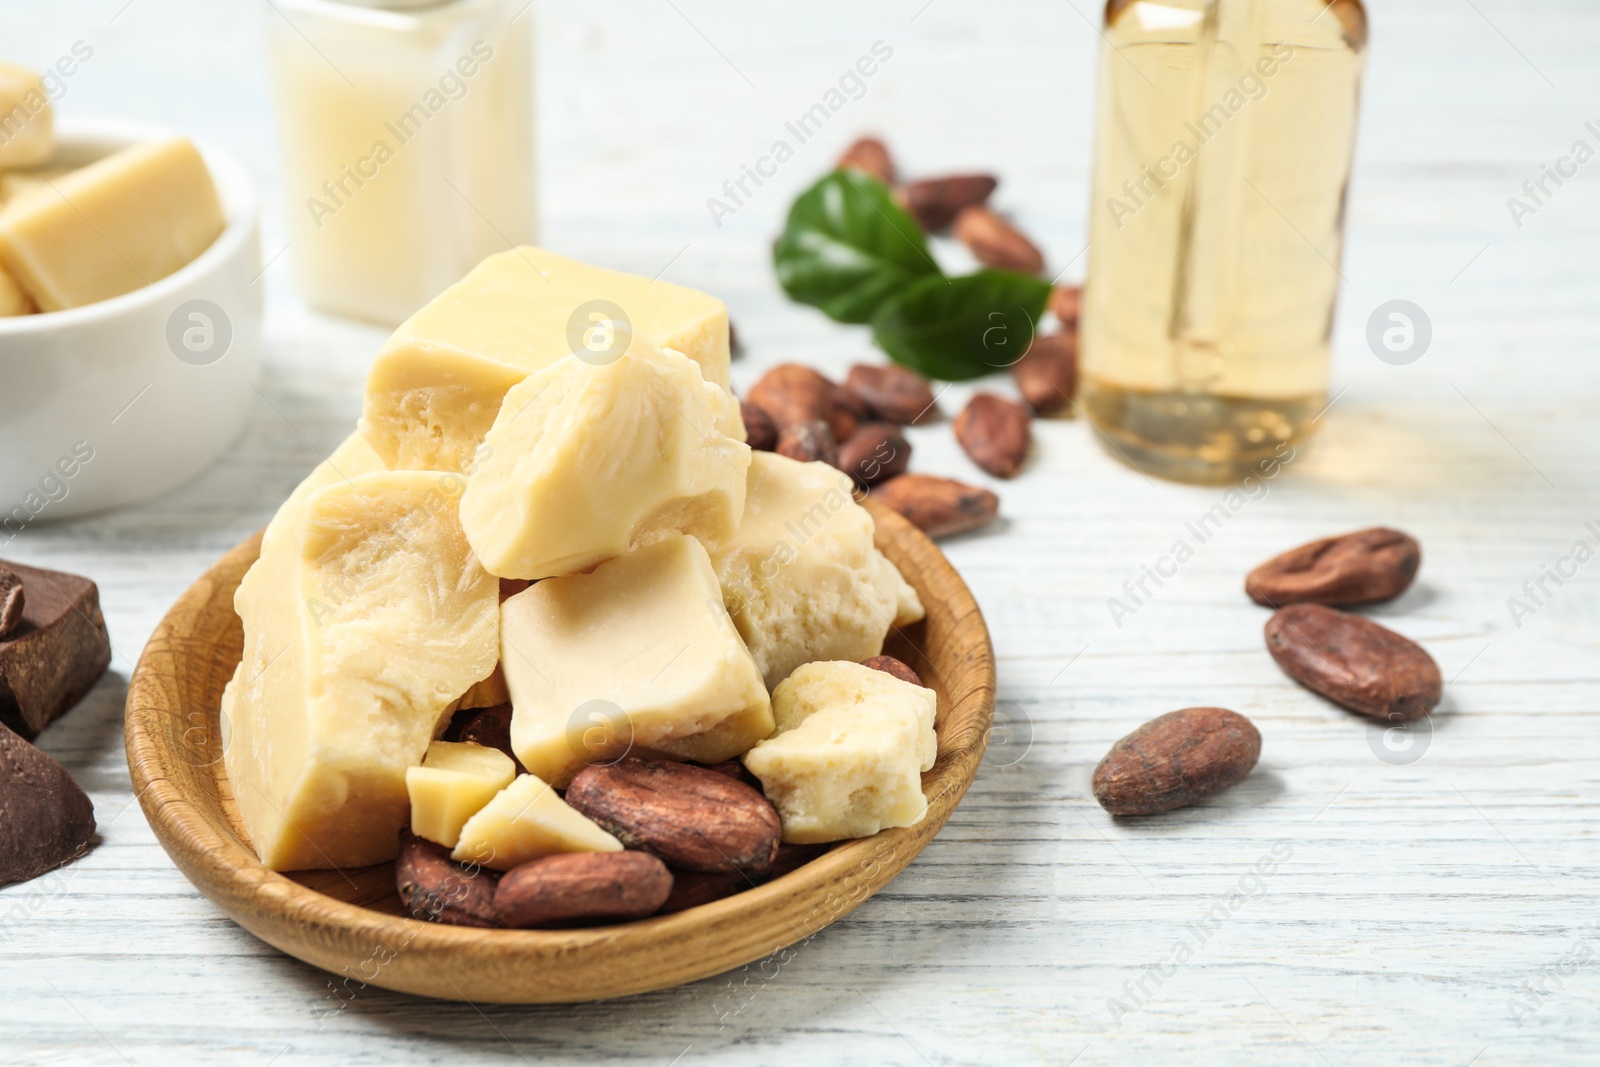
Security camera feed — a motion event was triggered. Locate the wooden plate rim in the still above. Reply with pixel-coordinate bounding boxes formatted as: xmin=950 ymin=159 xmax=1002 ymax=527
xmin=124 ymin=499 xmax=996 ymax=1003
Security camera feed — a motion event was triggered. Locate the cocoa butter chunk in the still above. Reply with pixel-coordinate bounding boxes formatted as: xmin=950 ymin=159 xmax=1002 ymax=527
xmin=1092 ymin=708 xmax=1261 ymax=816
xmin=395 ymin=829 xmax=500 ymax=927
xmin=566 ymin=757 xmax=781 ymax=874
xmin=872 ymin=474 xmax=999 ymax=539
xmin=0 ymin=560 xmax=111 ymax=740
xmin=1264 ymin=603 xmax=1441 ymax=721
xmin=0 ymin=721 xmax=95 ymax=885
xmin=1246 ymin=528 xmax=1421 ymax=607
xmin=494 ymin=851 xmax=672 ymax=928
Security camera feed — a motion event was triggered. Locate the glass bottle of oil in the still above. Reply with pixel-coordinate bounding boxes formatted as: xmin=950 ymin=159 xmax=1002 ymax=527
xmin=1080 ymin=0 xmax=1367 ymax=483
xmin=264 ymin=0 xmax=537 ymax=326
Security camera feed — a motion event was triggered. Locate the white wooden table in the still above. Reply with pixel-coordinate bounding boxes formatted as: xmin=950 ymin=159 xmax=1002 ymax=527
xmin=4 ymin=2 xmax=1598 ymax=1063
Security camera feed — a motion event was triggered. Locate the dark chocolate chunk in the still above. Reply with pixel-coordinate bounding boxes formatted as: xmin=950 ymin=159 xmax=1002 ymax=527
xmin=0 ymin=560 xmax=112 ymax=740
xmin=0 ymin=721 xmax=95 ymax=885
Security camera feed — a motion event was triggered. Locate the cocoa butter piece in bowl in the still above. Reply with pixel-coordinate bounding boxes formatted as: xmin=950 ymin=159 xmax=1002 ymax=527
xmin=861 ymin=655 xmax=923 ymax=688
xmin=954 ymin=393 xmax=1031 ymax=478
xmin=838 ymin=423 xmax=910 ymax=487
xmin=395 ymin=829 xmax=500 ymax=927
xmin=1264 ymin=603 xmax=1441 ymax=721
xmin=1092 ymin=708 xmax=1261 ymax=816
xmin=565 ymin=757 xmax=782 ymax=874
xmin=873 ymin=474 xmax=999 ymax=539
xmin=494 ymin=851 xmax=673 ymax=929
xmin=740 ymin=399 xmax=777 ymax=451
xmin=845 ymin=363 xmax=937 ymax=425
xmin=0 ymin=722 xmax=96 ymax=885
xmin=1246 ymin=527 xmax=1421 ymax=607
xmin=0 ymin=560 xmax=112 ymax=740
xmin=776 ymin=419 xmax=839 ymax=467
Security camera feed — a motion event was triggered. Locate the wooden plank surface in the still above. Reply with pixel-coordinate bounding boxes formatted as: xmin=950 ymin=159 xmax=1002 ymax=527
xmin=2 ymin=1 xmax=1598 ymax=1063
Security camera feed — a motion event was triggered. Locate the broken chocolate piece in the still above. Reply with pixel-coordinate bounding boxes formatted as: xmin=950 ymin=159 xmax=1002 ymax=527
xmin=0 ymin=721 xmax=95 ymax=885
xmin=0 ymin=560 xmax=112 ymax=740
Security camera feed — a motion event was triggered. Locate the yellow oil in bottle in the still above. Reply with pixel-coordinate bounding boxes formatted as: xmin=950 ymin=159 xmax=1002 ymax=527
xmin=1080 ymin=0 xmax=1366 ymax=482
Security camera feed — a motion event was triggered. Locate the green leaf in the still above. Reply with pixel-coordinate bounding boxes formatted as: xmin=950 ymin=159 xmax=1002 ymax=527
xmin=772 ymin=170 xmax=941 ymax=324
xmin=870 ymin=270 xmax=1052 ymax=382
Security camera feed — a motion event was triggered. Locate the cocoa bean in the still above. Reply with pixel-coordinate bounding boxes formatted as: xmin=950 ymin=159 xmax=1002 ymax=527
xmin=494 ymin=851 xmax=672 ymax=928
xmin=396 ymin=829 xmax=500 ymax=927
xmin=838 ymin=423 xmax=911 ymax=487
xmin=747 ymin=364 xmax=855 ymax=439
xmin=1011 ymin=332 xmax=1077 ymax=415
xmin=1247 ymin=528 xmax=1421 ymax=607
xmin=1092 ymin=708 xmax=1261 ymax=816
xmin=952 ymin=205 xmax=1044 ymax=274
xmin=741 ymin=399 xmax=778 ymax=451
xmin=837 ymin=136 xmax=896 ymax=185
xmin=954 ymin=393 xmax=1031 ymax=478
xmin=449 ymin=704 xmax=521 ymax=769
xmin=565 ymin=757 xmax=781 ymax=874
xmin=860 ymin=655 xmax=923 ymax=687
xmin=776 ymin=419 xmax=839 ymax=467
xmin=1264 ymin=604 xmax=1441 ymax=721
xmin=844 ymin=363 xmax=938 ymax=425
xmin=873 ymin=474 xmax=999 ymax=539
xmin=1049 ymin=285 xmax=1081 ymax=328
xmin=901 ymin=174 xmax=998 ymax=230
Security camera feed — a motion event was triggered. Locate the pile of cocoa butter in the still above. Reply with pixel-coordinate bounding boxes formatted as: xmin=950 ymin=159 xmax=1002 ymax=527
xmin=397 ymin=655 xmax=921 ymax=928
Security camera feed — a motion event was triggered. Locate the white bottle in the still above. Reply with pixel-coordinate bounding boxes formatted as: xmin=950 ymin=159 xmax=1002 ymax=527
xmin=264 ymin=0 xmax=537 ymax=325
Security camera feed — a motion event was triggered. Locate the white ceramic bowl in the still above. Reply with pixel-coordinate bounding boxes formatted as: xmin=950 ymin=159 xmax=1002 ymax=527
xmin=0 ymin=119 xmax=260 ymax=525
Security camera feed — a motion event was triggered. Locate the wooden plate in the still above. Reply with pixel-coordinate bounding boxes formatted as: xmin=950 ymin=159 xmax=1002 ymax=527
xmin=124 ymin=499 xmax=995 ymax=1003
